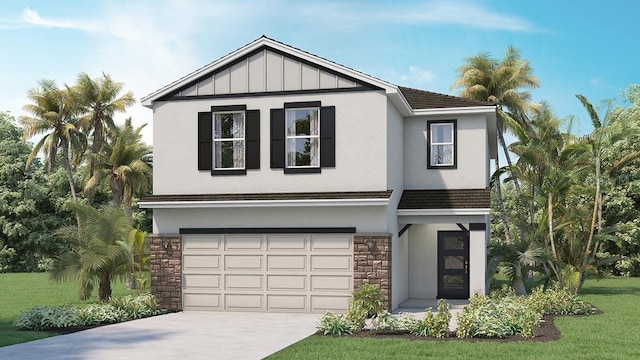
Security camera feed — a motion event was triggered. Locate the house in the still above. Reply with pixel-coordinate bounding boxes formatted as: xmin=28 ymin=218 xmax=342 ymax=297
xmin=139 ymin=36 xmax=497 ymax=313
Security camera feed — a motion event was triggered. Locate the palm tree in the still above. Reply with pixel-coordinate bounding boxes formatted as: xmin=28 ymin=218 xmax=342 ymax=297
xmin=20 ymin=80 xmax=86 ymax=204
xmin=489 ymin=239 xmax=543 ymax=295
xmin=452 ymin=46 xmax=540 ymax=243
xmin=85 ymin=118 xmax=152 ymax=217
xmin=72 ymin=72 xmax=136 ymax=203
xmin=51 ymin=204 xmax=132 ymax=301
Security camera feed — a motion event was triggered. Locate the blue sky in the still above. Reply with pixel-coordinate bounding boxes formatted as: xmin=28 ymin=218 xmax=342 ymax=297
xmin=0 ymin=0 xmax=637 ymax=143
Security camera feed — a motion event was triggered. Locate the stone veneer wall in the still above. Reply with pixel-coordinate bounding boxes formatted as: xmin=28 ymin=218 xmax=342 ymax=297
xmin=149 ymin=234 xmax=182 ymax=310
xmin=353 ymin=234 xmax=392 ymax=311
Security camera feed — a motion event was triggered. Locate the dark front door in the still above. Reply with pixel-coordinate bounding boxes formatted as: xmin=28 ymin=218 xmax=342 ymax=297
xmin=437 ymin=231 xmax=470 ymax=299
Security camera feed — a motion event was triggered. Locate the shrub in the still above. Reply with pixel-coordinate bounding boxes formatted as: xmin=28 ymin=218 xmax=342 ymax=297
xmin=14 ymin=306 xmax=80 ymax=331
xmin=403 ymin=299 xmax=451 ymax=338
xmin=78 ymin=304 xmax=127 ymax=326
xmin=345 ymin=299 xmax=368 ymax=331
xmin=346 ymin=283 xmax=384 ymax=331
xmin=371 ymin=310 xmax=400 ymax=330
xmin=527 ymin=284 xmax=595 ymax=315
xmin=317 ymin=311 xmax=354 ymax=335
xmin=108 ymin=293 xmax=161 ymax=319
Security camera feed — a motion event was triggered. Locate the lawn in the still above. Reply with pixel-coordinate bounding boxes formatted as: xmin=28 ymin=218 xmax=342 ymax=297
xmin=0 ymin=272 xmax=142 ymax=347
xmin=269 ymin=277 xmax=640 ymax=360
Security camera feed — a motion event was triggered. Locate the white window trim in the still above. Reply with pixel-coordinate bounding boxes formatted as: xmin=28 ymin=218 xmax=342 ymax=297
xmin=213 ymin=111 xmax=246 ymax=170
xmin=430 ymin=122 xmax=455 ymax=167
xmin=285 ymin=107 xmax=320 ymax=168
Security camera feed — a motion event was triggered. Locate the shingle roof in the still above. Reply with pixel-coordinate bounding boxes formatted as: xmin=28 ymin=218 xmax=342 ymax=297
xmin=398 ymin=189 xmax=490 ymax=209
xmin=140 ymin=191 xmax=393 ymax=203
xmin=398 ymin=86 xmax=494 ymax=110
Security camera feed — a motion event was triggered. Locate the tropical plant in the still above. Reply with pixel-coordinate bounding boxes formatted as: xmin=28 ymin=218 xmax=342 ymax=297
xmin=72 ymin=72 xmax=135 ymax=204
xmin=50 ymin=204 xmax=132 ymax=301
xmin=117 ymin=228 xmax=149 ymax=293
xmin=19 ymin=80 xmax=86 ymax=204
xmin=489 ymin=239 xmax=543 ymax=295
xmin=317 ymin=311 xmax=354 ymax=335
xmin=84 ymin=118 xmax=152 ymax=217
xmin=452 ymin=46 xmax=540 ymax=244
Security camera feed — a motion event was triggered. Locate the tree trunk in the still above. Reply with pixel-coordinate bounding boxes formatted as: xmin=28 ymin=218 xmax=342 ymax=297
xmin=60 ymin=140 xmax=78 ymax=204
xmin=86 ymin=115 xmax=101 ymax=204
xmin=511 ymin=264 xmax=528 ymax=296
xmin=497 ymin=121 xmax=526 ymax=242
xmin=584 ymin=155 xmax=600 ymax=267
xmin=110 ymin=176 xmax=124 ymax=207
xmin=98 ymin=272 xmax=112 ymax=302
xmin=495 ymin=157 xmax=512 ymax=244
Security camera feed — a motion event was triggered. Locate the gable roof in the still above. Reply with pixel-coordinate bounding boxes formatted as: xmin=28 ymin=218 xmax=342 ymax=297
xmin=398 ymin=189 xmax=490 ymax=209
xmin=398 ymin=86 xmax=492 ymax=110
xmin=141 ymin=36 xmax=495 ymax=115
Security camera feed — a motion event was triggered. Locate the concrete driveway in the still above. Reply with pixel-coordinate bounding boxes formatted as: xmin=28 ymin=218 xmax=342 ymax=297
xmin=0 ymin=312 xmax=319 ymax=360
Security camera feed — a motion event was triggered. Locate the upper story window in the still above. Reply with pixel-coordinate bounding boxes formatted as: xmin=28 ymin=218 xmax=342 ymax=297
xmin=270 ymin=101 xmax=335 ymax=174
xmin=198 ymin=105 xmax=260 ymax=175
xmin=214 ymin=111 xmax=245 ymax=170
xmin=286 ymin=108 xmax=319 ymax=168
xmin=427 ymin=120 xmax=457 ymax=169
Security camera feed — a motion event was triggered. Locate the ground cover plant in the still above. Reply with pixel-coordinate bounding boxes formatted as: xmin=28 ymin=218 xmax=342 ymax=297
xmin=0 ymin=272 xmax=148 ymax=347
xmin=269 ymin=277 xmax=640 ymax=360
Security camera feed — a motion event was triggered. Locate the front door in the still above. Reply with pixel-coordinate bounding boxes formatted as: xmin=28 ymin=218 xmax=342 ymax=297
xmin=437 ymin=231 xmax=469 ymax=299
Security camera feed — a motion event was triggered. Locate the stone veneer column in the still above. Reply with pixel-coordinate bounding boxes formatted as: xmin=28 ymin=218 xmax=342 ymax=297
xmin=149 ymin=234 xmax=182 ymax=310
xmin=353 ymin=233 xmax=392 ymax=311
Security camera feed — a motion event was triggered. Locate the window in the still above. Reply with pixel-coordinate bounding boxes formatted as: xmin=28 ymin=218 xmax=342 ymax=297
xmin=197 ymin=105 xmax=260 ymax=175
xmin=428 ymin=120 xmax=456 ymax=168
xmin=214 ymin=111 xmax=245 ymax=170
xmin=270 ymin=102 xmax=335 ymax=174
xmin=286 ymin=108 xmax=319 ymax=168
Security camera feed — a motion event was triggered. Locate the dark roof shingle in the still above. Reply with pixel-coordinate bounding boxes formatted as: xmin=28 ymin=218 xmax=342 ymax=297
xmin=141 ymin=191 xmax=393 ymax=203
xmin=398 ymin=86 xmax=494 ymax=110
xmin=398 ymin=189 xmax=490 ymax=209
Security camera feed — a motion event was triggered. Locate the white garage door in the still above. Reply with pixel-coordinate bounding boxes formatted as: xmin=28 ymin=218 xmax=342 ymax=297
xmin=182 ymin=234 xmax=353 ymax=312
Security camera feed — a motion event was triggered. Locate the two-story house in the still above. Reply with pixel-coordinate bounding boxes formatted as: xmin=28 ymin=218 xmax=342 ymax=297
xmin=140 ymin=36 xmax=497 ymax=313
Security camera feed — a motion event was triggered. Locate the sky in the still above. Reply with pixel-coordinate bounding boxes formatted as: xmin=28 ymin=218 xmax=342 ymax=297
xmin=0 ymin=0 xmax=638 ymax=145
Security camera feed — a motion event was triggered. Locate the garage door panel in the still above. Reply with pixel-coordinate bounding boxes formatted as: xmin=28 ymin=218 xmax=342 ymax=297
xmin=184 ymin=293 xmax=221 ymax=310
xmin=267 ymin=275 xmax=307 ymax=290
xmin=225 ymin=255 xmax=263 ymax=270
xmin=184 ymin=274 xmax=220 ymax=289
xmin=267 ymin=235 xmax=306 ymax=250
xmin=225 ymin=274 xmax=263 ymax=290
xmin=268 ymin=295 xmax=307 ymax=311
xmin=267 ymin=255 xmax=306 ymax=270
xmin=311 ymin=275 xmax=352 ymax=291
xmin=224 ymin=235 xmax=263 ymax=250
xmin=311 ymin=255 xmax=352 ymax=271
xmin=184 ymin=255 xmax=220 ymax=271
xmin=183 ymin=235 xmax=221 ymax=251
xmin=311 ymin=295 xmax=350 ymax=312
xmin=183 ymin=234 xmax=353 ymax=313
xmin=311 ymin=235 xmax=352 ymax=250
xmin=225 ymin=294 xmax=263 ymax=310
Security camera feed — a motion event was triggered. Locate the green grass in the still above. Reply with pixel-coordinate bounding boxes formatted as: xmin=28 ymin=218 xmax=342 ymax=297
xmin=269 ymin=277 xmax=640 ymax=360
xmin=0 ymin=272 xmax=143 ymax=347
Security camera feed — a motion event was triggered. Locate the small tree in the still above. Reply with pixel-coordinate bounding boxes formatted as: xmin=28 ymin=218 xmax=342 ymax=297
xmin=51 ymin=204 xmax=132 ymax=301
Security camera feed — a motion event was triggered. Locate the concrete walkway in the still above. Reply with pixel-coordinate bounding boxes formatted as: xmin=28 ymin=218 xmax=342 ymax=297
xmin=0 ymin=312 xmax=319 ymax=360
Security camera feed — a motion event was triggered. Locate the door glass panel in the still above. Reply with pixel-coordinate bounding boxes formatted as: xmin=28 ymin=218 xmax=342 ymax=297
xmin=444 ymin=237 xmax=465 ymax=250
xmin=443 ymin=275 xmax=464 ymax=288
xmin=444 ymin=256 xmax=464 ymax=270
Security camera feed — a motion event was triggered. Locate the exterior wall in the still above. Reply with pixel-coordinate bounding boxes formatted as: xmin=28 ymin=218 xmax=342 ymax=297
xmin=393 ymin=231 xmax=409 ymax=309
xmin=150 ymin=235 xmax=182 ymax=310
xmin=469 ymin=224 xmax=487 ymax=296
xmin=403 ymin=113 xmax=489 ymax=190
xmin=407 ymin=223 xmax=459 ymax=299
xmin=354 ymin=234 xmax=392 ymax=311
xmin=152 ymin=91 xmax=388 ymax=195
xmin=152 ymin=206 xmax=388 ymax=234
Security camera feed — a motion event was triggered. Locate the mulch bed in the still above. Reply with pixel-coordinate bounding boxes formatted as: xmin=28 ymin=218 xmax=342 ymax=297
xmin=321 ymin=309 xmax=602 ymax=342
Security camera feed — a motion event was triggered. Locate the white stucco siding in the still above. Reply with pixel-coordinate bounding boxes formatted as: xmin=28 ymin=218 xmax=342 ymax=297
xmin=152 ymin=91 xmax=388 ymax=195
xmin=403 ymin=114 xmax=489 ymax=190
xmin=152 ymin=206 xmax=388 ymax=234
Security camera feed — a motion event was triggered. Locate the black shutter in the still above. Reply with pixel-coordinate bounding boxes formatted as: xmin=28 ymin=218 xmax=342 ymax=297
xmin=245 ymin=110 xmax=260 ymax=169
xmin=197 ymin=112 xmax=212 ymax=170
xmin=270 ymin=108 xmax=285 ymax=169
xmin=320 ymin=106 xmax=335 ymax=167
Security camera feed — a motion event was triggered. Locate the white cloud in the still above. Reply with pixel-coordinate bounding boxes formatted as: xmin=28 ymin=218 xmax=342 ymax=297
xmin=401 ymin=66 xmax=436 ymax=83
xmin=21 ymin=7 xmax=102 ymax=31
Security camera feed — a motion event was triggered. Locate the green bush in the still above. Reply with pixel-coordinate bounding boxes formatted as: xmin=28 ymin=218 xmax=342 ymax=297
xmin=345 ymin=300 xmax=368 ymax=331
xmin=527 ymin=284 xmax=595 ymax=315
xmin=346 ymin=283 xmax=384 ymax=331
xmin=402 ymin=299 xmax=451 ymax=338
xmin=78 ymin=304 xmax=127 ymax=326
xmin=455 ymin=294 xmax=542 ymax=338
xmin=317 ymin=311 xmax=354 ymax=335
xmin=371 ymin=310 xmax=400 ymax=330
xmin=14 ymin=305 xmax=80 ymax=330
xmin=108 ymin=293 xmax=161 ymax=319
